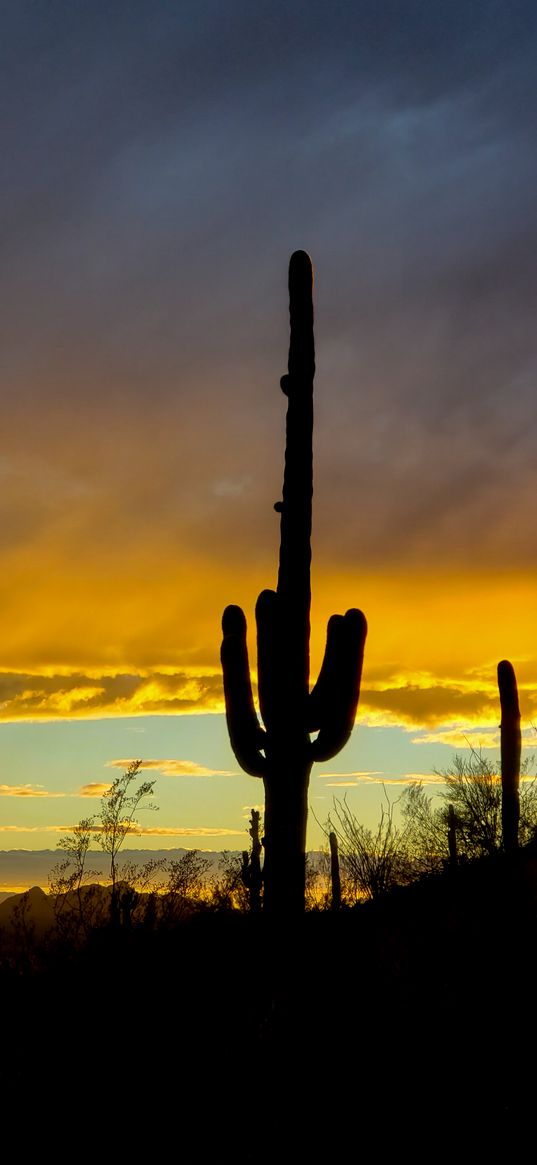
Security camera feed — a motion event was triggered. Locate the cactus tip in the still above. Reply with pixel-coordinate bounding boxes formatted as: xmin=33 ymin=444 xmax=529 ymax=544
xmin=222 ymin=604 xmax=247 ymax=637
xmin=289 ymin=249 xmax=314 ymax=287
xmin=345 ymin=608 xmax=368 ymax=637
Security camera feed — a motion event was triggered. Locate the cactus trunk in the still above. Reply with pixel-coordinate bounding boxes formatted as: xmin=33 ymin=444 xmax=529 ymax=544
xmin=221 ymin=252 xmax=367 ymax=916
xmin=263 ymin=759 xmax=310 ymax=914
xmin=259 ymin=250 xmax=313 ymax=914
xmin=498 ymin=659 xmax=521 ymax=854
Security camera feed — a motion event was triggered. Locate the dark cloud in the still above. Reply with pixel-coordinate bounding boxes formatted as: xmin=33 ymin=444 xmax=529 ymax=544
xmin=361 ymin=682 xmax=496 ymax=726
xmin=1 ymin=657 xmax=536 ymax=733
xmin=360 ymin=669 xmax=537 ymax=728
xmin=0 ymin=670 xmax=224 ymax=719
xmin=1 ymin=0 xmax=536 ymax=631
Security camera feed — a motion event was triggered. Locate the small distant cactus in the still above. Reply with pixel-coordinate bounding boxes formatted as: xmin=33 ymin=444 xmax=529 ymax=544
xmin=498 ymin=659 xmax=521 ymax=854
xmin=329 ymin=830 xmax=341 ymax=911
xmin=221 ymin=252 xmax=367 ymax=915
xmin=241 ymin=808 xmax=263 ymax=911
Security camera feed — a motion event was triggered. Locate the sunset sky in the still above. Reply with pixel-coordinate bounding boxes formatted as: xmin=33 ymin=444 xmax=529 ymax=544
xmin=2 ymin=2 xmax=537 ymax=860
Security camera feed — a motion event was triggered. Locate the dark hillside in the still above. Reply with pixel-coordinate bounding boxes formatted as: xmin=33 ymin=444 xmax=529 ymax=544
xmin=2 ymin=848 xmax=536 ymax=1159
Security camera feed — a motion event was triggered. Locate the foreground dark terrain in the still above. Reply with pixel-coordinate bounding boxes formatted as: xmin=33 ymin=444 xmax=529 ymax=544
xmin=2 ymin=849 xmax=536 ymax=1160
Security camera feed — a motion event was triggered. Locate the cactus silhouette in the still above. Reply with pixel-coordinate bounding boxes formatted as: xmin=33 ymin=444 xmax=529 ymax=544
xmin=241 ymin=808 xmax=263 ymax=911
xmin=329 ymin=830 xmax=342 ymax=911
xmin=221 ymin=251 xmax=367 ymax=914
xmin=498 ymin=659 xmax=521 ymax=854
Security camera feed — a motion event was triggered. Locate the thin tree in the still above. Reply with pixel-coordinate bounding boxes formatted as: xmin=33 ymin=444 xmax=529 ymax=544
xmin=402 ymin=750 xmax=537 ymax=870
xmin=97 ymin=760 xmax=157 ymax=923
xmin=49 ymin=817 xmax=101 ymax=938
xmin=399 ymin=782 xmax=448 ymax=876
xmin=160 ymin=851 xmax=211 ymax=922
xmin=327 ymin=790 xmax=410 ymax=901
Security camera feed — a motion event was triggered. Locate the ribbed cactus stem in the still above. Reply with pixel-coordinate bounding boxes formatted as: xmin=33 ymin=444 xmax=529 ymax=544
xmin=221 ymin=252 xmax=367 ymax=915
xmin=260 ymin=251 xmax=314 ymax=913
xmin=244 ymin=808 xmax=263 ymax=911
xmin=329 ymin=830 xmax=341 ymax=911
xmin=498 ymin=659 xmax=521 ymax=854
xmin=277 ymin=250 xmax=314 ymax=696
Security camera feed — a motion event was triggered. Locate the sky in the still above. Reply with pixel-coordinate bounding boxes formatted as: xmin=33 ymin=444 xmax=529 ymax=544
xmin=1 ymin=1 xmax=537 ymax=869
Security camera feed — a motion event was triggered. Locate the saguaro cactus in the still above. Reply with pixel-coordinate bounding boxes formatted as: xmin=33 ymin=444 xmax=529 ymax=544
xmin=221 ymin=251 xmax=367 ymax=915
xmin=498 ymin=659 xmax=521 ymax=854
xmin=241 ymin=808 xmax=263 ymax=911
xmin=329 ymin=830 xmax=342 ymax=911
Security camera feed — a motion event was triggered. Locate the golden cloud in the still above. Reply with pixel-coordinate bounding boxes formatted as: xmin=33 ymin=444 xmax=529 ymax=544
xmin=322 ymin=771 xmax=443 ymax=787
xmin=324 ymin=781 xmax=362 ymax=787
xmin=400 ymin=772 xmax=445 ymax=785
xmin=0 ymin=784 xmax=65 ymax=798
xmin=0 ymin=564 xmax=537 ymax=740
xmin=0 ymin=823 xmax=243 ymax=837
xmin=360 ymin=683 xmax=497 ymax=727
xmin=0 ymin=824 xmax=71 ymax=832
xmin=128 ymin=826 xmax=243 ymax=837
xmin=106 ymin=758 xmax=235 ymax=777
xmin=0 ymin=662 xmax=534 ymax=741
xmin=0 ymin=669 xmax=225 ymax=722
xmin=59 ymin=822 xmax=243 ymax=838
xmin=412 ymin=727 xmax=501 ymax=748
xmin=317 ymin=771 xmax=384 ymax=779
xmin=79 ymin=782 xmax=113 ymax=798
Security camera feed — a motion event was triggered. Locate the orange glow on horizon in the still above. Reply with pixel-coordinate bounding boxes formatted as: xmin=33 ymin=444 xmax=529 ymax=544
xmin=0 ymin=557 xmax=536 ymax=733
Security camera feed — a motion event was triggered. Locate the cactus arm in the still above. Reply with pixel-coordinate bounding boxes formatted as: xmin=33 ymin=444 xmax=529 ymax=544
xmin=309 ymin=609 xmax=366 ymax=729
xmin=221 ymin=605 xmax=266 ymax=778
xmin=308 ymin=613 xmax=345 ymax=732
xmin=498 ymin=658 xmax=521 ymax=854
xmin=255 ymin=588 xmax=281 ymax=733
xmin=310 ymin=609 xmax=367 ymax=762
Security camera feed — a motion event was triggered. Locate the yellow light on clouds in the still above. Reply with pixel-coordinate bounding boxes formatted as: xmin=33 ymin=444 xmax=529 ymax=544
xmin=1 ymin=551 xmax=537 ymax=733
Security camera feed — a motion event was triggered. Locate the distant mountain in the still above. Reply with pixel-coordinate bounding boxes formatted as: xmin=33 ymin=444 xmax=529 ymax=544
xmin=0 ymin=882 xmax=143 ymax=936
xmin=0 ymin=877 xmax=213 ymax=937
xmin=0 ymin=847 xmax=327 ymax=900
xmin=0 ymin=847 xmax=228 ymax=892
xmin=0 ymin=885 xmax=55 ymax=935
